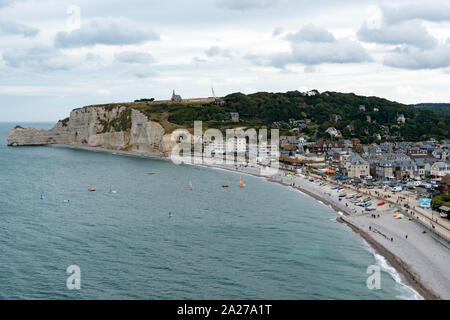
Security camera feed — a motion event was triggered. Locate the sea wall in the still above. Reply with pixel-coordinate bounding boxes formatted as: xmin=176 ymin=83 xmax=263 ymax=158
xmin=7 ymin=106 xmax=174 ymax=155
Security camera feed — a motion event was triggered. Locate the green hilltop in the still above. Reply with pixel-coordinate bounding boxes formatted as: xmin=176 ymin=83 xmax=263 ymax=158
xmin=410 ymin=103 xmax=450 ymax=115
xmin=76 ymin=90 xmax=450 ymax=143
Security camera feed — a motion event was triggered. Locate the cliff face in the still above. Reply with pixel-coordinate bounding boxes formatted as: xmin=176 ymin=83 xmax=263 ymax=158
xmin=7 ymin=106 xmax=175 ymax=155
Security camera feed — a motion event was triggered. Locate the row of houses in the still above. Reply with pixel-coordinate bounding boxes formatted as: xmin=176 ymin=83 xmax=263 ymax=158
xmin=191 ymin=131 xmax=450 ymax=179
xmin=277 ymin=137 xmax=450 ymax=179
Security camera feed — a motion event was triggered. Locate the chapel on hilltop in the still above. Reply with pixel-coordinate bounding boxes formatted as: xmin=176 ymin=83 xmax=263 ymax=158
xmin=171 ymin=90 xmax=182 ymax=102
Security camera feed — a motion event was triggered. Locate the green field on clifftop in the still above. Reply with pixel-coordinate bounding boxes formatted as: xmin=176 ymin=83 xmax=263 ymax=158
xmin=79 ymin=91 xmax=450 ymax=143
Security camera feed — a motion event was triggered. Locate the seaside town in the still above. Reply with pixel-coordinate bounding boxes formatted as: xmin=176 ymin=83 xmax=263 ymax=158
xmin=205 ymin=130 xmax=450 ymax=220
xmin=201 ymin=126 xmax=450 ymax=237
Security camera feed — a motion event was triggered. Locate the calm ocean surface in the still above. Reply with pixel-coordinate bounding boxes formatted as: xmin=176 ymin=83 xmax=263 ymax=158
xmin=0 ymin=123 xmax=419 ymax=299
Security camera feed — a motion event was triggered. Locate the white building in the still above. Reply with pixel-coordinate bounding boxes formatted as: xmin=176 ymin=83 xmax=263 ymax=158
xmin=203 ymin=139 xmax=224 ymax=157
xmin=430 ymin=162 xmax=450 ymax=177
xmin=325 ymin=127 xmax=342 ymax=138
xmin=226 ymin=137 xmax=246 ymax=153
xmin=397 ymin=114 xmax=406 ymax=124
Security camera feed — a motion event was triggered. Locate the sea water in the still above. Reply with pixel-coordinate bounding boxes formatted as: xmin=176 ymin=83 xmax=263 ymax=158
xmin=0 ymin=123 xmax=419 ymax=299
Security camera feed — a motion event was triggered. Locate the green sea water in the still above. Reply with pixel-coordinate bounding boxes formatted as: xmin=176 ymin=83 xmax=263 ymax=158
xmin=0 ymin=123 xmax=420 ymax=299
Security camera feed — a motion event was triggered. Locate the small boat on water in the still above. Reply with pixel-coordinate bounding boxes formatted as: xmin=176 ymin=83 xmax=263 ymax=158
xmin=222 ymin=185 xmax=229 ymax=188
xmin=189 ymin=182 xmax=193 ymax=190
xmin=89 ymin=189 xmax=96 ymax=192
xmin=40 ymin=191 xmax=44 ymax=200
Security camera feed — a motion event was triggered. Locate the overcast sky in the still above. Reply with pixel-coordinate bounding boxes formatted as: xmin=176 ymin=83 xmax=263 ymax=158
xmin=1 ymin=0 xmax=449 ymax=121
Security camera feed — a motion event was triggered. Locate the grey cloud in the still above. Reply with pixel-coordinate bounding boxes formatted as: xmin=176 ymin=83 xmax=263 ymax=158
xmin=216 ymin=0 xmax=279 ymax=10
xmin=286 ymin=24 xmax=335 ymax=43
xmin=304 ymin=65 xmax=316 ymax=73
xmin=125 ymin=64 xmax=157 ymax=78
xmin=383 ymin=44 xmax=450 ymax=70
xmin=243 ymin=53 xmax=269 ymax=66
xmin=269 ymin=25 xmax=371 ymax=67
xmin=0 ymin=0 xmax=15 ymax=7
xmin=86 ymin=52 xmax=101 ymax=62
xmin=114 ymin=51 xmax=155 ymax=64
xmin=2 ymin=46 xmax=77 ymax=71
xmin=380 ymin=3 xmax=450 ymax=23
xmin=272 ymin=27 xmax=284 ymax=37
xmin=0 ymin=21 xmax=39 ymax=37
xmin=193 ymin=56 xmax=208 ymax=63
xmin=357 ymin=21 xmax=437 ymax=49
xmin=55 ymin=18 xmax=159 ymax=48
xmin=286 ymin=39 xmax=371 ymax=66
xmin=205 ymin=46 xmax=231 ymax=58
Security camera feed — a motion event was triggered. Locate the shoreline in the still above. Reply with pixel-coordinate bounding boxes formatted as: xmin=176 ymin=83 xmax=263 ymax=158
xmin=49 ymin=143 xmax=446 ymax=300
xmin=336 ymin=217 xmax=438 ymax=300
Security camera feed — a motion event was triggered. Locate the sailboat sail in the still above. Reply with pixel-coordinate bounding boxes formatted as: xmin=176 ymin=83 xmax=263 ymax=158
xmin=240 ymin=177 xmax=245 ymax=187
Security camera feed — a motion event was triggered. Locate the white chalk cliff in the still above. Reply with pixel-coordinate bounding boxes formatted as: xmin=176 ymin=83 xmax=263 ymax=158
xmin=7 ymin=106 xmax=176 ymax=155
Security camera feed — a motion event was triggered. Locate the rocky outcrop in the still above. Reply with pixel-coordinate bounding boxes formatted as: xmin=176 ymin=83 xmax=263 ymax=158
xmin=7 ymin=106 xmax=174 ymax=155
xmin=7 ymin=121 xmax=72 ymax=146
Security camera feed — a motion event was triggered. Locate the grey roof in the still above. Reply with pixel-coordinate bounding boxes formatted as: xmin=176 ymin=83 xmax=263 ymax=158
xmin=349 ymin=153 xmax=368 ymax=165
xmin=394 ymin=159 xmax=417 ymax=170
xmin=305 ymin=153 xmax=319 ymax=157
xmin=434 ymin=161 xmax=450 ymax=169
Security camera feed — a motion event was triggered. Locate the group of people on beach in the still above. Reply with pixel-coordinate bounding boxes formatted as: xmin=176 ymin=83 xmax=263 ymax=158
xmin=369 ymin=225 xmax=394 ymax=242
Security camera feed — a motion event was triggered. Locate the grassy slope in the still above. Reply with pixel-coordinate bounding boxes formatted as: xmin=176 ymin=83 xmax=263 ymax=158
xmin=76 ymin=91 xmax=450 ymax=142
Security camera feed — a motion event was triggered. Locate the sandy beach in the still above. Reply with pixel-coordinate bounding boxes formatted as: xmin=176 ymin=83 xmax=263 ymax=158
xmin=50 ymin=144 xmax=450 ymax=300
